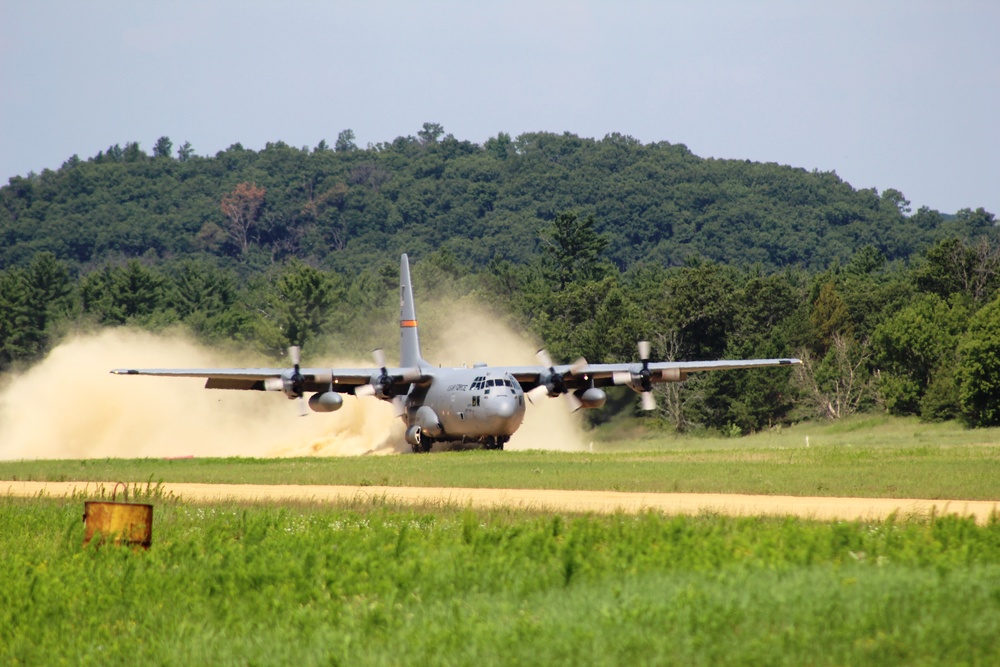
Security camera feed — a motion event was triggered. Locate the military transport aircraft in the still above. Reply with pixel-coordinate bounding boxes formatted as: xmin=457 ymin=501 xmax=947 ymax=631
xmin=112 ymin=254 xmax=800 ymax=452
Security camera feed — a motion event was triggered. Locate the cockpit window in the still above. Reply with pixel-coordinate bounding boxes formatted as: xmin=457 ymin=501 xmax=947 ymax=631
xmin=470 ymin=376 xmax=517 ymax=392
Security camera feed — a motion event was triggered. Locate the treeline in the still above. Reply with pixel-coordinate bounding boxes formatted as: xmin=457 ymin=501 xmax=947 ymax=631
xmin=2 ymin=125 xmax=996 ymax=275
xmin=4 ymin=214 xmax=1000 ymax=431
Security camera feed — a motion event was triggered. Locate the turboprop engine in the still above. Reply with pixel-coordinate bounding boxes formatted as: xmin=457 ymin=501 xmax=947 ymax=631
xmin=611 ymin=341 xmax=687 ymax=411
xmin=526 ymin=349 xmax=591 ymax=411
xmin=262 ymin=346 xmax=334 ymax=416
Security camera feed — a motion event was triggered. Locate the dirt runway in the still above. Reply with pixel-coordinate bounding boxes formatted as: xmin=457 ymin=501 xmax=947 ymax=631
xmin=4 ymin=480 xmax=997 ymax=524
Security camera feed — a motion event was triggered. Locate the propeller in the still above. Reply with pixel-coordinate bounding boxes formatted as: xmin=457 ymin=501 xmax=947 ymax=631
xmin=288 ymin=346 xmax=308 ymax=416
xmin=262 ymin=345 xmax=335 ymax=416
xmin=356 ymin=348 xmax=421 ymax=403
xmin=528 ymin=349 xmax=588 ymax=411
xmin=612 ymin=341 xmax=657 ymax=411
xmin=636 ymin=340 xmax=657 ymax=411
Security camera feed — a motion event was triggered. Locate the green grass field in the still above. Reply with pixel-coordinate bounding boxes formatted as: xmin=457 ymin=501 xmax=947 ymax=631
xmin=3 ymin=495 xmax=1000 ymax=666
xmin=2 ymin=417 xmax=998 ymax=500
xmin=3 ymin=416 xmax=999 ymax=665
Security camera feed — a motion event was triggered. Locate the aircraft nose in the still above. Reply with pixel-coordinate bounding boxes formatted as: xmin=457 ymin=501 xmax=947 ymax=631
xmin=488 ymin=396 xmax=517 ymax=420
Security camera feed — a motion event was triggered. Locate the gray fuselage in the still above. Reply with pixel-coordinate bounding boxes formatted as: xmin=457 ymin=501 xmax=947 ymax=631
xmin=405 ymin=368 xmax=526 ymax=442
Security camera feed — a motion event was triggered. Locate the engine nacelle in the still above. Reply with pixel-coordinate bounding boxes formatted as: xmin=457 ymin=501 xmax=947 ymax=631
xmin=573 ymin=387 xmax=607 ymax=409
xmin=536 ymin=368 xmax=567 ymax=397
xmin=613 ymin=368 xmax=688 ymax=392
xmin=365 ymin=371 xmax=395 ymax=400
xmin=414 ymin=405 xmax=443 ymax=437
xmin=308 ymin=391 xmax=344 ymax=413
xmin=264 ymin=374 xmax=300 ymax=399
xmin=661 ymin=368 xmax=688 ymax=383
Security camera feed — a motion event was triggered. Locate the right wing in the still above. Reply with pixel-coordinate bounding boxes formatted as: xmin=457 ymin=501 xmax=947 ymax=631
xmin=109 ymin=366 xmax=423 ymax=395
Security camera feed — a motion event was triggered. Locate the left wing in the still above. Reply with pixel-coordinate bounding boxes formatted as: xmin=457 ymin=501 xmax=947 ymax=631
xmin=507 ymin=357 xmax=799 ymax=393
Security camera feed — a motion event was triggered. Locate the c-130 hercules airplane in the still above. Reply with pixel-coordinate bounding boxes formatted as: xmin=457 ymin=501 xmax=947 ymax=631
xmin=113 ymin=254 xmax=800 ymax=452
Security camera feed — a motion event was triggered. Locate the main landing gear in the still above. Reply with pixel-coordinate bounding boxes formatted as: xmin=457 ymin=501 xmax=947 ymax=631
xmin=483 ymin=436 xmax=508 ymax=451
xmin=405 ymin=427 xmax=509 ymax=453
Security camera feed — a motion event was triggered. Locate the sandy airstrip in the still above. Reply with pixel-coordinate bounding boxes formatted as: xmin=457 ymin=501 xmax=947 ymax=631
xmin=4 ymin=481 xmax=997 ymax=525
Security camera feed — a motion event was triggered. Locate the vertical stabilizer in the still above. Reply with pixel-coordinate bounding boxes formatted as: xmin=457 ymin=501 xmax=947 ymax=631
xmin=399 ymin=254 xmax=424 ymax=368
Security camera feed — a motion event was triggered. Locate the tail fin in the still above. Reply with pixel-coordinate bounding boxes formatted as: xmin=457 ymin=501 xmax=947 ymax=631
xmin=399 ymin=254 xmax=425 ymax=368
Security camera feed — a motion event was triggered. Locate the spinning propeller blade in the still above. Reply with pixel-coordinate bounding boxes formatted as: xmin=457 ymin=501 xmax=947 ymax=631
xmin=637 ymin=340 xmax=656 ymax=411
xmin=287 ymin=346 xmax=308 ymax=416
xmin=357 ymin=348 xmax=419 ymax=401
xmin=531 ymin=349 xmax=588 ymax=411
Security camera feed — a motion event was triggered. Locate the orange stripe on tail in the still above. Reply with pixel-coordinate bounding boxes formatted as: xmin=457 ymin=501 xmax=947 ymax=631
xmin=400 ymin=319 xmax=417 ymax=328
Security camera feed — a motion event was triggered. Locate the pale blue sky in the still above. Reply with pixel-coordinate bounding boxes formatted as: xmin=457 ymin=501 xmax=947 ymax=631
xmin=1 ymin=1 xmax=997 ymax=215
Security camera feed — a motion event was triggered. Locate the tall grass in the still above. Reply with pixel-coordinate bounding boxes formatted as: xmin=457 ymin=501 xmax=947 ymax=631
xmin=2 ymin=497 xmax=999 ymax=665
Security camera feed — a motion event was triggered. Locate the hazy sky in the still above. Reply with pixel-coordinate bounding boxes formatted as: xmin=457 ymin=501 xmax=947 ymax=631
xmin=2 ymin=1 xmax=997 ymax=215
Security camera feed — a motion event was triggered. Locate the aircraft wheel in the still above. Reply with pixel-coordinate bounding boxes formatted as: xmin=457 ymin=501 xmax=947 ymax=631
xmin=406 ymin=425 xmax=423 ymax=453
xmin=484 ymin=436 xmax=505 ymax=451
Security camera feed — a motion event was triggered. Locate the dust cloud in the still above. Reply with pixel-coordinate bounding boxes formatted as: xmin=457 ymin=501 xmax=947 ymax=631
xmin=0 ymin=307 xmax=587 ymax=459
xmin=0 ymin=329 xmax=403 ymax=460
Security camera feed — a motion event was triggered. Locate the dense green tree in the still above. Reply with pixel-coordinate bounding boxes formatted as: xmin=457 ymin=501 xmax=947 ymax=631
xmin=0 ymin=268 xmax=39 ymax=368
xmin=656 ymin=262 xmax=739 ymax=361
xmin=80 ymin=261 xmax=165 ymax=325
xmin=122 ymin=141 xmax=144 ymax=163
xmin=912 ymin=236 xmax=1000 ymax=304
xmin=262 ymin=261 xmax=344 ymax=352
xmin=167 ymin=260 xmax=238 ymax=319
xmin=153 ymin=136 xmax=173 ymax=159
xmin=335 ymin=129 xmax=357 ymax=153
xmin=177 ymin=141 xmax=195 ymax=162
xmin=809 ymin=281 xmax=852 ymax=353
xmin=484 ymin=132 xmax=513 ymax=160
xmin=542 ymin=211 xmax=609 ymax=289
xmin=956 ymin=297 xmax=1000 ymax=426
xmin=871 ymin=294 xmax=967 ymax=417
xmin=2 ymin=130 xmax=994 ymax=276
xmin=417 ymin=122 xmax=445 ymax=146
xmin=0 ymin=253 xmax=74 ymax=369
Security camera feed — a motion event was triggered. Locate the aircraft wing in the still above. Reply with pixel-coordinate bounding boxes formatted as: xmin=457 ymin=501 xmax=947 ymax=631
xmin=109 ymin=366 xmax=419 ymax=395
xmin=508 ymin=357 xmax=800 ymax=392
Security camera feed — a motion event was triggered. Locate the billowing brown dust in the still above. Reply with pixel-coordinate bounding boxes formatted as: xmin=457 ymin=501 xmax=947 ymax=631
xmin=0 ymin=312 xmax=586 ymax=459
xmin=0 ymin=329 xmax=403 ymax=460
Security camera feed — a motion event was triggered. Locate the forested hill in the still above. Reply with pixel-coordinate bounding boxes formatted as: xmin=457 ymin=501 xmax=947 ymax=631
xmin=2 ymin=127 xmax=995 ymax=274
